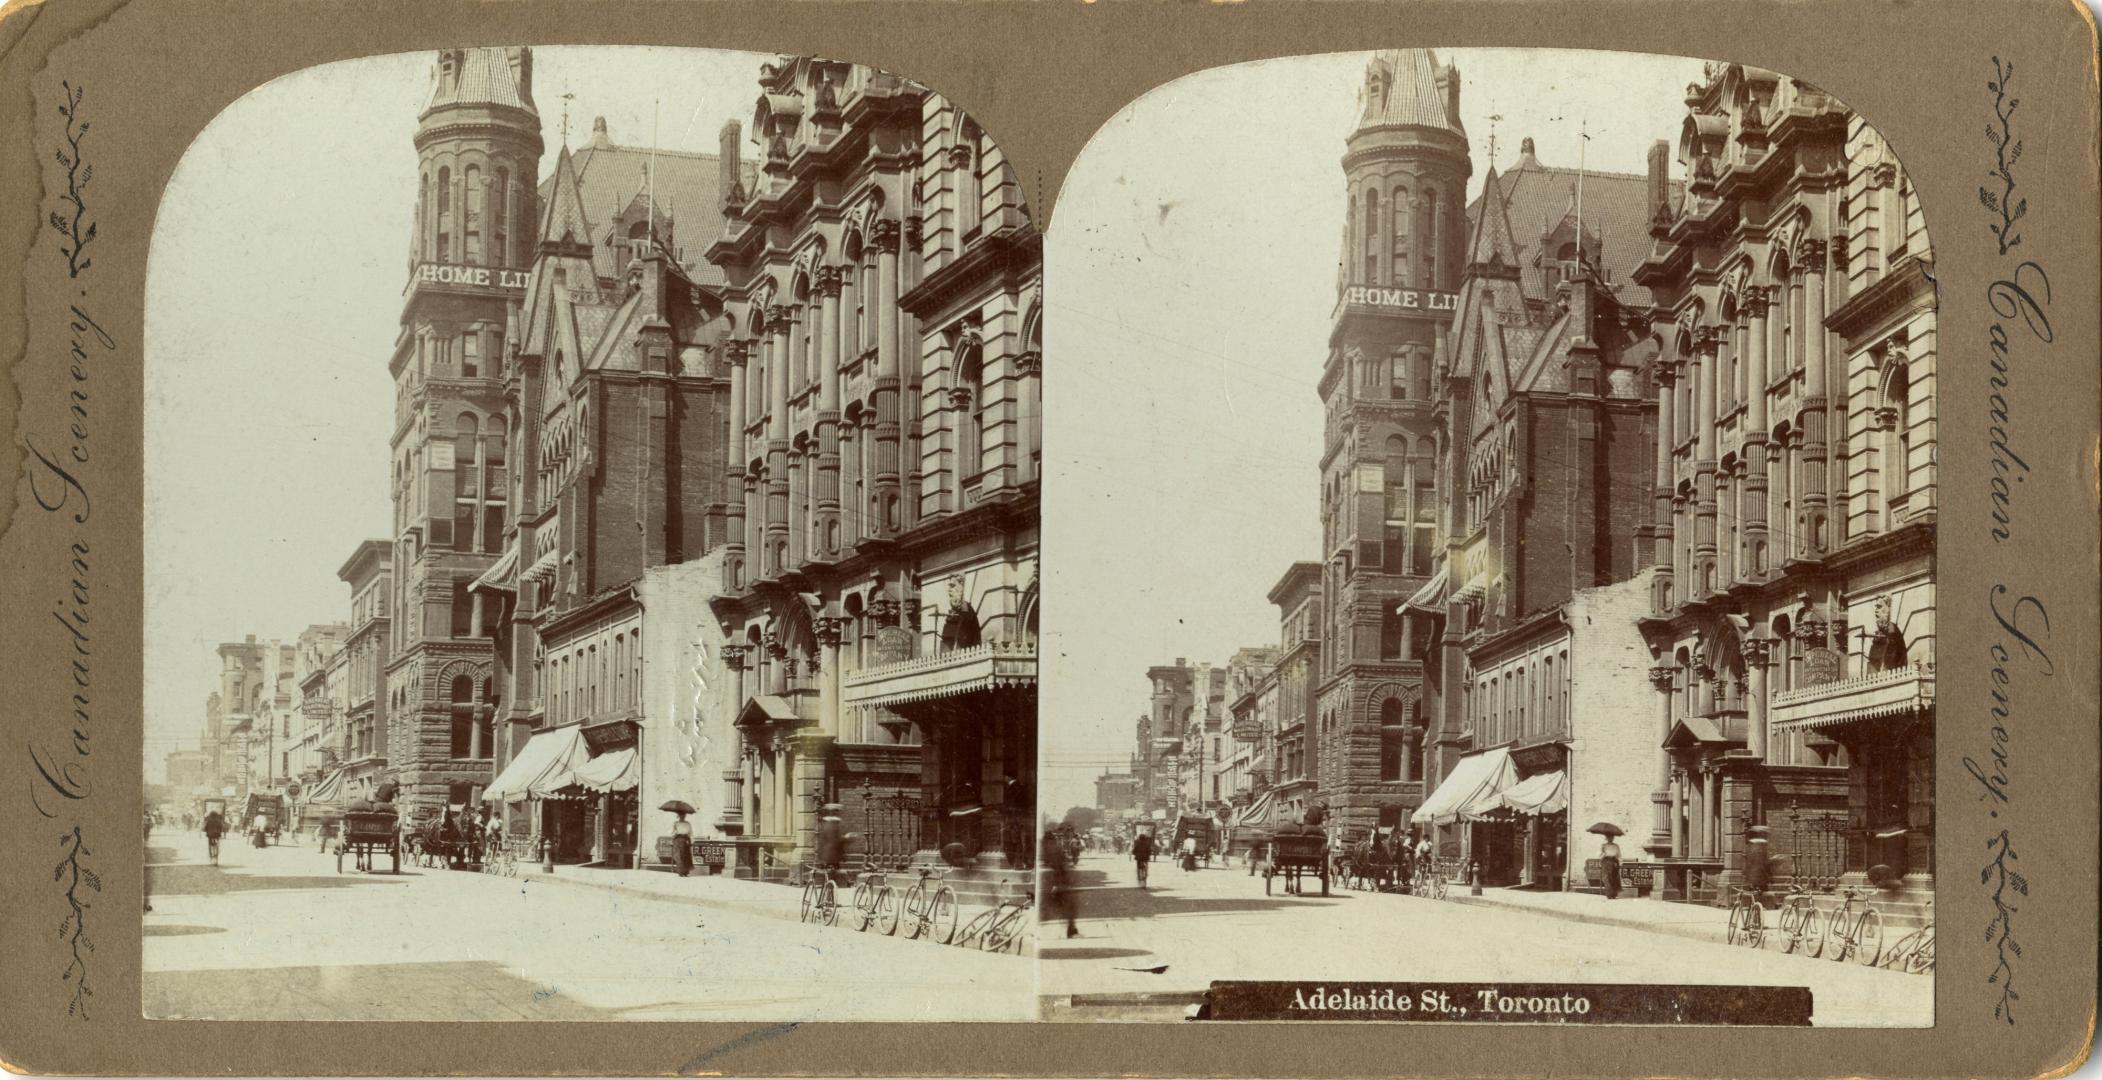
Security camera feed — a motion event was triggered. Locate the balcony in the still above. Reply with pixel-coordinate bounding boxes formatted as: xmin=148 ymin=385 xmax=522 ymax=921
xmin=1771 ymin=662 xmax=1935 ymax=733
xmin=840 ymin=639 xmax=1036 ymax=712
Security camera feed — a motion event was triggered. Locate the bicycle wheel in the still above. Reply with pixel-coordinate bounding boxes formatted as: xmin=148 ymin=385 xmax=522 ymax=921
xmin=852 ymin=881 xmax=875 ymax=931
xmin=1727 ymin=901 xmax=1751 ymax=946
xmin=929 ymin=887 xmax=959 ymax=945
xmin=874 ymin=886 xmax=900 ymax=936
xmin=1907 ymin=931 xmax=1934 ymax=974
xmin=1743 ymin=904 xmax=1766 ymax=949
xmin=800 ymin=880 xmax=818 ymax=924
xmin=901 ymin=884 xmax=927 ymax=939
xmin=1853 ymin=908 xmax=1884 ymax=967
xmin=1777 ymin=900 xmax=1802 ymax=952
xmin=1799 ymin=903 xmax=1825 ymax=958
xmin=984 ymin=906 xmax=1023 ymax=953
xmin=820 ymin=880 xmax=840 ymax=927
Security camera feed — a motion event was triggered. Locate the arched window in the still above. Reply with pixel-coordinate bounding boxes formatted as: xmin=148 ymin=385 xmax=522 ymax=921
xmin=630 ymin=629 xmax=642 ymax=705
xmin=453 ymin=413 xmax=479 ymax=552
xmin=1559 ymin=649 xmax=1571 ymax=728
xmin=464 ymin=164 xmax=483 ymax=263
xmin=1390 ymin=185 xmax=1411 ymax=287
xmin=1419 ymin=186 xmax=1438 ymax=288
xmin=1378 ymin=698 xmax=1406 ymax=781
xmin=957 ymin=335 xmax=985 ymax=483
xmin=493 ymin=167 xmax=509 ymax=265
xmin=1542 ymin=655 xmax=1556 ymax=735
xmin=1382 ymin=434 xmax=1409 ymax=570
xmin=436 ymin=166 xmax=453 ymax=262
xmin=1363 ymin=188 xmax=1380 ymax=284
xmin=1882 ymin=360 xmax=1913 ymax=529
xmin=958 ymin=118 xmax=985 ymax=239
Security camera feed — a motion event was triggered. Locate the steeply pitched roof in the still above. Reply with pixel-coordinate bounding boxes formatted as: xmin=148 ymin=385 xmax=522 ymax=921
xmin=1465 ymin=165 xmax=1521 ymax=272
xmin=539 ymin=144 xmax=594 ymax=250
xmin=1484 ymin=146 xmax=1670 ymax=307
xmin=426 ymin=47 xmax=535 ymax=114
xmin=1357 ymin=50 xmax=1465 ymax=136
xmin=543 ymin=125 xmax=757 ymax=286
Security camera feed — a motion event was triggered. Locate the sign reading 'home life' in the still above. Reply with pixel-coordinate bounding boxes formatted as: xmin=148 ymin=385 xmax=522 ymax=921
xmin=415 ymin=261 xmax=529 ymax=290
xmin=1337 ymin=285 xmax=1460 ymax=314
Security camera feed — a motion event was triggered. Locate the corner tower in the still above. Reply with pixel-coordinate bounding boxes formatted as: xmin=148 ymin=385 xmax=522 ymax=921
xmin=1313 ymin=50 xmax=1471 ymax=839
xmin=386 ymin=47 xmax=543 ymax=817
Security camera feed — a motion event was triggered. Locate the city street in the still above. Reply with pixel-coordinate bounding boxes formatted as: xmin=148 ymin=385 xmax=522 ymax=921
xmin=144 ymin=832 xmax=1034 ymax=1022
xmin=1039 ymin=853 xmax=1932 ymax=1027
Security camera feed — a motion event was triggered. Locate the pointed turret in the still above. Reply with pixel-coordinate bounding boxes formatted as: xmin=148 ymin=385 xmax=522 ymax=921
xmin=1356 ymin=49 xmax=1466 ymax=137
xmin=539 ymin=143 xmax=594 ymax=255
xmin=424 ymin=47 xmax=538 ymax=117
xmin=1465 ymin=166 xmax=1522 ymax=278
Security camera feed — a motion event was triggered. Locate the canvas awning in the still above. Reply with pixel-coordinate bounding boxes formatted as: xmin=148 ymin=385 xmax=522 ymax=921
xmin=1498 ymin=769 xmax=1569 ymax=816
xmin=568 ymin=748 xmax=639 ymax=793
xmin=1233 ymin=790 xmax=1276 ymax=829
xmin=1401 ymin=568 xmax=1449 ymax=614
xmin=485 ymin=724 xmax=590 ymax=801
xmin=1414 ymin=747 xmax=1517 ymax=826
xmin=469 ymin=545 xmax=519 ymax=593
xmin=302 ymin=768 xmax=347 ymax=810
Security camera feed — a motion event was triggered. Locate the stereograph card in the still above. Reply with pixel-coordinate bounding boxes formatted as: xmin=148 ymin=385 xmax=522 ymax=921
xmin=0 ymin=0 xmax=2094 ymax=1077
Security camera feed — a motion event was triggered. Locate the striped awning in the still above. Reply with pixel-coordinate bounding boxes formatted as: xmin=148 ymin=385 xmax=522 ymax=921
xmin=1498 ymin=770 xmax=1569 ymax=816
xmin=470 ymin=545 xmax=519 ymax=593
xmin=1415 ymin=748 xmax=1517 ymax=826
xmin=486 ymin=724 xmax=590 ymax=801
xmin=1401 ymin=568 xmax=1449 ymax=614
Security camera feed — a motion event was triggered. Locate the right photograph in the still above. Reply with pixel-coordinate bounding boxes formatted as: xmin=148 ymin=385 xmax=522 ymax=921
xmin=1040 ymin=48 xmax=1935 ymax=1026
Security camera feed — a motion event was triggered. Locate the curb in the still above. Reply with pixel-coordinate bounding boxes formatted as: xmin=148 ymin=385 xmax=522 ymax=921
xmin=1443 ymin=893 xmax=1728 ymax=948
xmin=519 ymin=869 xmax=795 ymax=924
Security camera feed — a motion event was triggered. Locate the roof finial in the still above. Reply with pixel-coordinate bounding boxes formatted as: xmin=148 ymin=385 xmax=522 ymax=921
xmin=1487 ymin=113 xmax=1504 ymax=169
xmin=559 ymin=89 xmax=575 ymax=147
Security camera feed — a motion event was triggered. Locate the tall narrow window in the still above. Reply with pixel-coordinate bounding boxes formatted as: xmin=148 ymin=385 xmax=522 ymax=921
xmin=482 ymin=417 xmax=506 ymax=554
xmin=1883 ymin=361 xmax=1912 ymax=528
xmin=454 ymin=412 xmax=479 ymax=552
xmin=436 ymin=166 xmax=453 ymax=262
xmin=1419 ymin=186 xmax=1438 ymax=288
xmin=1363 ymin=189 xmax=1380 ymax=284
xmin=492 ymin=167 xmax=509 ymax=265
xmin=462 ymin=330 xmax=480 ymax=378
xmin=464 ymin=164 xmax=483 ymax=264
xmin=1390 ymin=185 xmax=1410 ymax=287
xmin=1379 ymin=699 xmax=1406 ymax=781
xmin=449 ymin=675 xmax=474 ymax=757
xmin=958 ymin=338 xmax=985 ymax=482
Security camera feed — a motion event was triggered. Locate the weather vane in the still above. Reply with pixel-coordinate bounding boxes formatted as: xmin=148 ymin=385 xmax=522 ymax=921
xmin=559 ymin=90 xmax=576 ymax=146
xmin=1487 ymin=113 xmax=1504 ymax=168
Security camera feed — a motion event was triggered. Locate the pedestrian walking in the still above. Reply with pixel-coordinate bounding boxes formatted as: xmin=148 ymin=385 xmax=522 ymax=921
xmin=1180 ymin=833 xmax=1198 ymax=872
xmin=201 ymin=808 xmax=225 ymax=866
xmin=1132 ymin=830 xmax=1154 ymax=888
xmin=1600 ymin=837 xmax=1623 ymax=900
xmin=1040 ymin=830 xmax=1079 ymax=938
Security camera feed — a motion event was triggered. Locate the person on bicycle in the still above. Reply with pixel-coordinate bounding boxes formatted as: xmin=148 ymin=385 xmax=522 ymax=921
xmin=201 ymin=808 xmax=226 ymax=866
xmin=1131 ymin=829 xmax=1153 ymax=888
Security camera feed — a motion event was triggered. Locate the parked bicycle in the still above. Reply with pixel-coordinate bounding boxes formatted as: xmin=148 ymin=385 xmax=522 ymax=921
xmin=1411 ymin=856 xmax=1449 ymax=900
xmin=1881 ymin=899 xmax=1934 ymax=974
xmin=1775 ymin=885 xmax=1825 ymax=956
xmin=1821 ymin=884 xmax=1885 ymax=966
xmin=894 ymin=865 xmax=958 ymax=943
xmin=799 ymin=863 xmax=841 ymax=927
xmin=1725 ymin=887 xmax=1768 ymax=949
xmin=850 ymin=867 xmax=898 ymax=933
xmin=953 ymin=879 xmax=1035 ymax=954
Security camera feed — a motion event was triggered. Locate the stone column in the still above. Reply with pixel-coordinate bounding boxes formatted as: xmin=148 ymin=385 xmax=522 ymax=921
xmin=1693 ymin=326 xmax=1722 ymax=596
xmin=1652 ymin=363 xmax=1678 ymax=583
xmin=724 ymin=340 xmax=749 ymax=589
xmin=1686 ymin=766 xmax=1705 ymax=860
xmin=815 ymin=617 xmax=845 ymax=739
xmin=1650 ymin=665 xmax=1678 ymax=855
xmin=1670 ymin=767 xmax=1687 ymax=857
xmin=1744 ymin=636 xmax=1774 ymax=760
xmin=1798 ymin=241 xmax=1830 ymax=554
xmin=1016 ymin=350 xmax=1042 ymax=486
xmin=765 ymin=307 xmax=793 ymax=575
xmin=1707 ymin=766 xmax=1724 ymax=859
xmin=1742 ymin=287 xmax=1771 ymax=580
xmin=871 ymin=221 xmax=903 ymax=537
xmin=815 ymin=267 xmax=843 ymax=559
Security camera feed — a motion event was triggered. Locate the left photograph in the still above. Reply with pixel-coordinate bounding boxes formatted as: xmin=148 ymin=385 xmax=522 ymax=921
xmin=143 ymin=45 xmax=1043 ymax=1021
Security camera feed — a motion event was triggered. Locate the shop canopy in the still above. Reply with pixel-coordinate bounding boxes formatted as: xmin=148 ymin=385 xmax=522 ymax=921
xmin=1414 ymin=747 xmax=1517 ymax=826
xmin=567 ymin=748 xmax=640 ymax=793
xmin=1232 ymin=791 xmax=1276 ymax=830
xmin=302 ymin=768 xmax=347 ymax=810
xmin=1497 ymin=769 xmax=1569 ymax=816
xmin=485 ymin=724 xmax=590 ymax=801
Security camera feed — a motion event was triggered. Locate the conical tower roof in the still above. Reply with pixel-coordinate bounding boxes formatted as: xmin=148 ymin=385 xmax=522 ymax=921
xmin=539 ymin=143 xmax=594 ymax=250
xmin=1355 ymin=50 xmax=1464 ymax=136
xmin=426 ymin=46 xmax=537 ymax=115
xmin=1465 ymin=165 xmax=1521 ymax=272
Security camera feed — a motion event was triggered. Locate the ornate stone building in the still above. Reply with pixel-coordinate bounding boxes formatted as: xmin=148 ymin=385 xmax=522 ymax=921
xmin=707 ymin=57 xmax=1041 ymax=879
xmin=1630 ymin=63 xmax=1929 ymax=908
xmin=1311 ymin=51 xmax=1471 ymax=840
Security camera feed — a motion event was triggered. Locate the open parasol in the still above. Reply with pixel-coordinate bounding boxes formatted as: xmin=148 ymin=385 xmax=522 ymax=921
xmin=1586 ymin=821 xmax=1625 ymax=837
xmin=659 ymin=799 xmax=697 ymax=816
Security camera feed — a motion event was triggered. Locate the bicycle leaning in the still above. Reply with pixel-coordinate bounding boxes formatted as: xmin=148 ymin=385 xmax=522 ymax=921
xmin=1819 ymin=884 xmax=1885 ymax=966
xmin=849 ymin=864 xmax=899 ymax=934
xmin=799 ymin=862 xmax=842 ymax=927
xmin=1410 ymin=855 xmax=1449 ymax=900
xmin=952 ymin=879 xmax=1035 ymax=954
xmin=1774 ymin=884 xmax=1825 ymax=956
xmin=891 ymin=865 xmax=959 ymax=944
xmin=1879 ymin=898 xmax=1933 ymax=974
xmin=1725 ymin=887 xmax=1768 ymax=949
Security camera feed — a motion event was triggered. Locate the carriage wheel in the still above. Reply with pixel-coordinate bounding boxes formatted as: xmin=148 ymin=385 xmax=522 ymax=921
xmin=336 ymin=846 xmax=345 ymax=874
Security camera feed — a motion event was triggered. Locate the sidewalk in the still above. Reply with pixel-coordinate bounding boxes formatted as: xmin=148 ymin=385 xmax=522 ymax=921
xmin=521 ymin=862 xmax=805 ymax=922
xmin=1445 ymin=885 xmax=1733 ymax=947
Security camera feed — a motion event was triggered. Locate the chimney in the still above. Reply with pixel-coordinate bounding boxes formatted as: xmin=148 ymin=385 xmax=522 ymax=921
xmin=1647 ymin=139 xmax=1671 ymax=221
xmin=508 ymin=47 xmax=532 ymax=102
xmin=1442 ymin=61 xmax=1462 ymax=125
xmin=591 ymin=116 xmax=611 ymax=150
xmin=719 ymin=120 xmax=744 ymax=210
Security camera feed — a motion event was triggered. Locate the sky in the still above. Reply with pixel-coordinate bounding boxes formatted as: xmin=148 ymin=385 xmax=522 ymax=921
xmin=1036 ymin=48 xmax=1706 ymax=816
xmin=142 ymin=46 xmax=778 ymax=782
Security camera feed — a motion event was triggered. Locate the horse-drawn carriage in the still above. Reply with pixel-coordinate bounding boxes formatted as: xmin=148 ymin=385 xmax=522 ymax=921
xmin=335 ymin=780 xmax=402 ymax=874
xmin=1338 ymin=831 xmax=1409 ymax=892
xmin=1264 ymin=828 xmax=1331 ymax=896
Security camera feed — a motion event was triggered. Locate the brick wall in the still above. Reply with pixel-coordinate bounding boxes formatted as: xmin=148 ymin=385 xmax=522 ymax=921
xmin=1562 ymin=570 xmax=1662 ymax=882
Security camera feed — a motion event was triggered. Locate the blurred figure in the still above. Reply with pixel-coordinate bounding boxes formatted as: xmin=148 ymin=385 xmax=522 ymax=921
xmin=1132 ymin=829 xmax=1154 ymax=888
xmin=1040 ymin=829 xmax=1078 ymax=938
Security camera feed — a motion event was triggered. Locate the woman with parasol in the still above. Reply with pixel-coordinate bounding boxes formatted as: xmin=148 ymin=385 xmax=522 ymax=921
xmin=1589 ymin=821 xmax=1625 ymax=899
